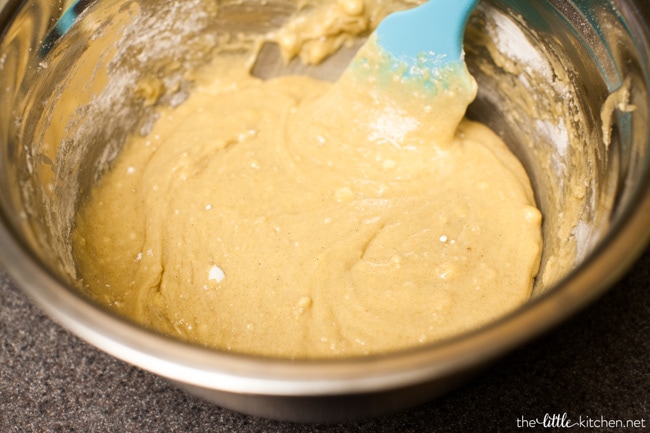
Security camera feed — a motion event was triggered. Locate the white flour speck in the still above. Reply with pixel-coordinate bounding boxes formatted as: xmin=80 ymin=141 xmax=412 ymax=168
xmin=209 ymin=265 xmax=225 ymax=283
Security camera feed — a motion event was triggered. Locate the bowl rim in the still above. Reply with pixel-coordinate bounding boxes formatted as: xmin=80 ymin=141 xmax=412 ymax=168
xmin=1 ymin=164 xmax=648 ymax=397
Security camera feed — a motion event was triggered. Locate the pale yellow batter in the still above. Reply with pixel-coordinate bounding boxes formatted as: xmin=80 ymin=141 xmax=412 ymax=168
xmin=72 ymin=4 xmax=542 ymax=358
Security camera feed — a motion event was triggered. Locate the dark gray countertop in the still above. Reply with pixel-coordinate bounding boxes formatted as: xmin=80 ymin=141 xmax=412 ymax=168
xmin=1 ymin=247 xmax=648 ymax=432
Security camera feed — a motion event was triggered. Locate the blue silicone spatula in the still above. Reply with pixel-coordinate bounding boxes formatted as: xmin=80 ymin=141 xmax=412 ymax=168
xmin=374 ymin=0 xmax=479 ymax=79
xmin=334 ymin=0 xmax=480 ymax=145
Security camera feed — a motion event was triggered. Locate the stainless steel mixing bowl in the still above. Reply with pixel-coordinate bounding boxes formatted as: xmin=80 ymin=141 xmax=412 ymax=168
xmin=1 ymin=0 xmax=649 ymax=422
